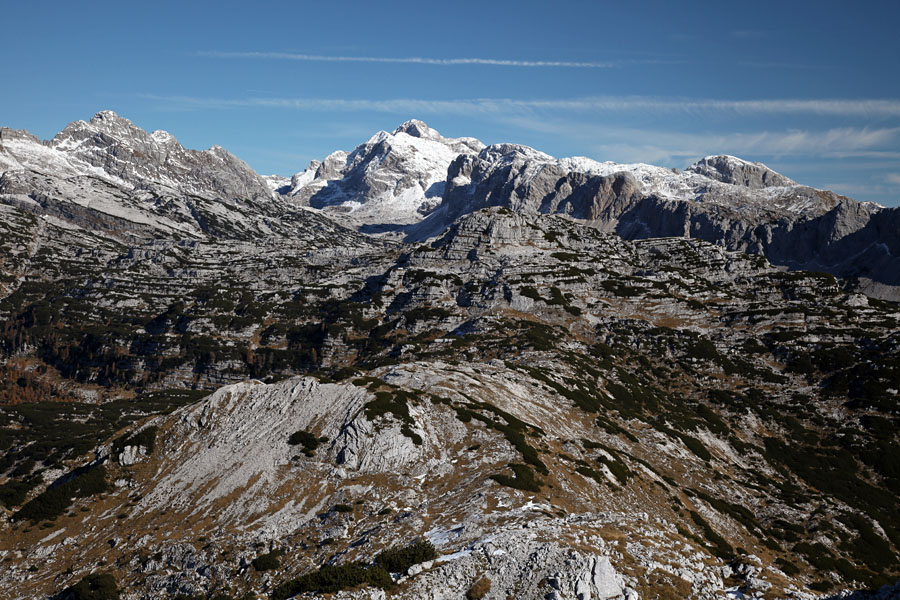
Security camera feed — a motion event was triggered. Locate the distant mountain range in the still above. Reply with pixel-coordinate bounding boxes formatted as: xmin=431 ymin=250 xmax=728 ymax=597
xmin=2 ymin=112 xmax=897 ymax=300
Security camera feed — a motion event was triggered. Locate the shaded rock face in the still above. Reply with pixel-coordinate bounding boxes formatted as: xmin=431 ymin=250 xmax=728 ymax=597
xmin=540 ymin=171 xmax=643 ymax=223
xmin=419 ymin=145 xmax=816 ymax=236
xmin=612 ymin=193 xmax=900 ymax=294
xmin=419 ymin=144 xmax=821 ymax=240
xmin=0 ymin=128 xmax=41 ymax=147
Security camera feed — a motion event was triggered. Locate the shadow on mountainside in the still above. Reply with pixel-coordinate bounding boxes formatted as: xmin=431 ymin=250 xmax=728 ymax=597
xmin=614 ymin=197 xmax=900 ymax=300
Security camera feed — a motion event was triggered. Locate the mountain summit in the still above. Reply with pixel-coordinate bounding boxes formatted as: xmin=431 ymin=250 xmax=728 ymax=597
xmin=282 ymin=119 xmax=485 ymax=227
xmin=49 ymin=110 xmax=272 ymax=201
xmin=686 ymin=154 xmax=797 ymax=188
xmin=0 ymin=111 xmax=345 ymax=240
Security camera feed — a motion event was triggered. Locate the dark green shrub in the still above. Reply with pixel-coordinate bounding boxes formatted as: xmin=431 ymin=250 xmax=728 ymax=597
xmin=793 ymin=542 xmax=849 ymax=575
xmin=520 ymin=321 xmax=558 ymax=351
xmin=490 ymin=463 xmax=541 ymax=492
xmin=272 ymin=562 xmax=392 ymax=599
xmin=576 ymin=466 xmax=608 ymax=487
xmin=696 ymin=405 xmax=728 ymax=435
xmin=15 ymin=464 xmax=108 ymax=522
xmin=689 ymin=511 xmax=733 ymax=559
xmin=252 ymin=549 xmax=284 ymax=572
xmin=65 ymin=573 xmax=120 ymax=600
xmin=288 ymin=429 xmax=324 ymax=456
xmin=364 ymin=390 xmax=422 ymax=444
xmin=601 ymin=279 xmax=640 ymax=297
xmin=775 ymin=557 xmax=800 ymax=575
xmin=687 ymin=339 xmax=720 ymax=361
xmin=375 ymin=540 xmax=437 ymax=573
xmin=519 ymin=286 xmax=542 ymax=301
xmin=688 ymin=489 xmax=759 ymax=534
xmin=678 ymin=433 xmax=711 ymax=461
xmin=812 ymin=346 xmax=856 ymax=372
xmin=333 ymin=503 xmax=353 ymax=513
xmin=594 ymin=454 xmax=632 ymax=485
xmin=451 ymin=398 xmax=547 ymax=473
xmin=837 ymin=513 xmax=895 ymax=572
xmin=0 ymin=478 xmax=39 ymax=508
xmin=547 ymin=286 xmax=567 ymax=306
xmin=787 ymin=354 xmax=815 ymax=375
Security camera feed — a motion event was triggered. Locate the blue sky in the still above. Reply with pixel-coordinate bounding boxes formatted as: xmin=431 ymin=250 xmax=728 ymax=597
xmin=3 ymin=0 xmax=899 ymax=205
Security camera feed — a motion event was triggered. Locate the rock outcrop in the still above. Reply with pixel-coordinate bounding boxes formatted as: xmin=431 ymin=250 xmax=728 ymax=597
xmin=686 ymin=154 xmax=796 ymax=188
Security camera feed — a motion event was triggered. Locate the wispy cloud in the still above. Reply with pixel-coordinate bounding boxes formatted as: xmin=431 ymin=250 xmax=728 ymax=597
xmin=886 ymin=173 xmax=900 ymax=185
xmin=142 ymin=94 xmax=500 ymax=114
xmin=141 ymin=93 xmax=900 ymax=168
xmin=502 ymin=118 xmax=900 ymax=163
xmin=197 ymin=50 xmax=625 ymax=68
xmin=143 ymin=93 xmax=900 ymax=119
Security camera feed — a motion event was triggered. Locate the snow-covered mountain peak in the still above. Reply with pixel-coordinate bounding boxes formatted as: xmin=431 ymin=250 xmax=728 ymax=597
xmin=150 ymin=129 xmax=178 ymax=146
xmin=0 ymin=110 xmax=281 ymax=242
xmin=687 ymin=154 xmax=796 ymax=189
xmin=52 ymin=111 xmax=153 ymax=153
xmin=89 ymin=109 xmax=127 ymax=124
xmin=283 ymin=121 xmax=486 ymax=224
xmin=79 ymin=110 xmax=149 ymax=141
xmin=208 ymin=144 xmax=231 ymax=157
xmin=0 ymin=127 xmax=42 ymax=150
xmin=261 ymin=173 xmax=291 ymax=194
xmin=393 ymin=119 xmax=441 ymax=140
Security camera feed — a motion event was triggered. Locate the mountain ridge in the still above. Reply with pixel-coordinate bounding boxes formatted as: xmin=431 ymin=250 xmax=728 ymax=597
xmin=4 ymin=111 xmax=896 ymax=300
